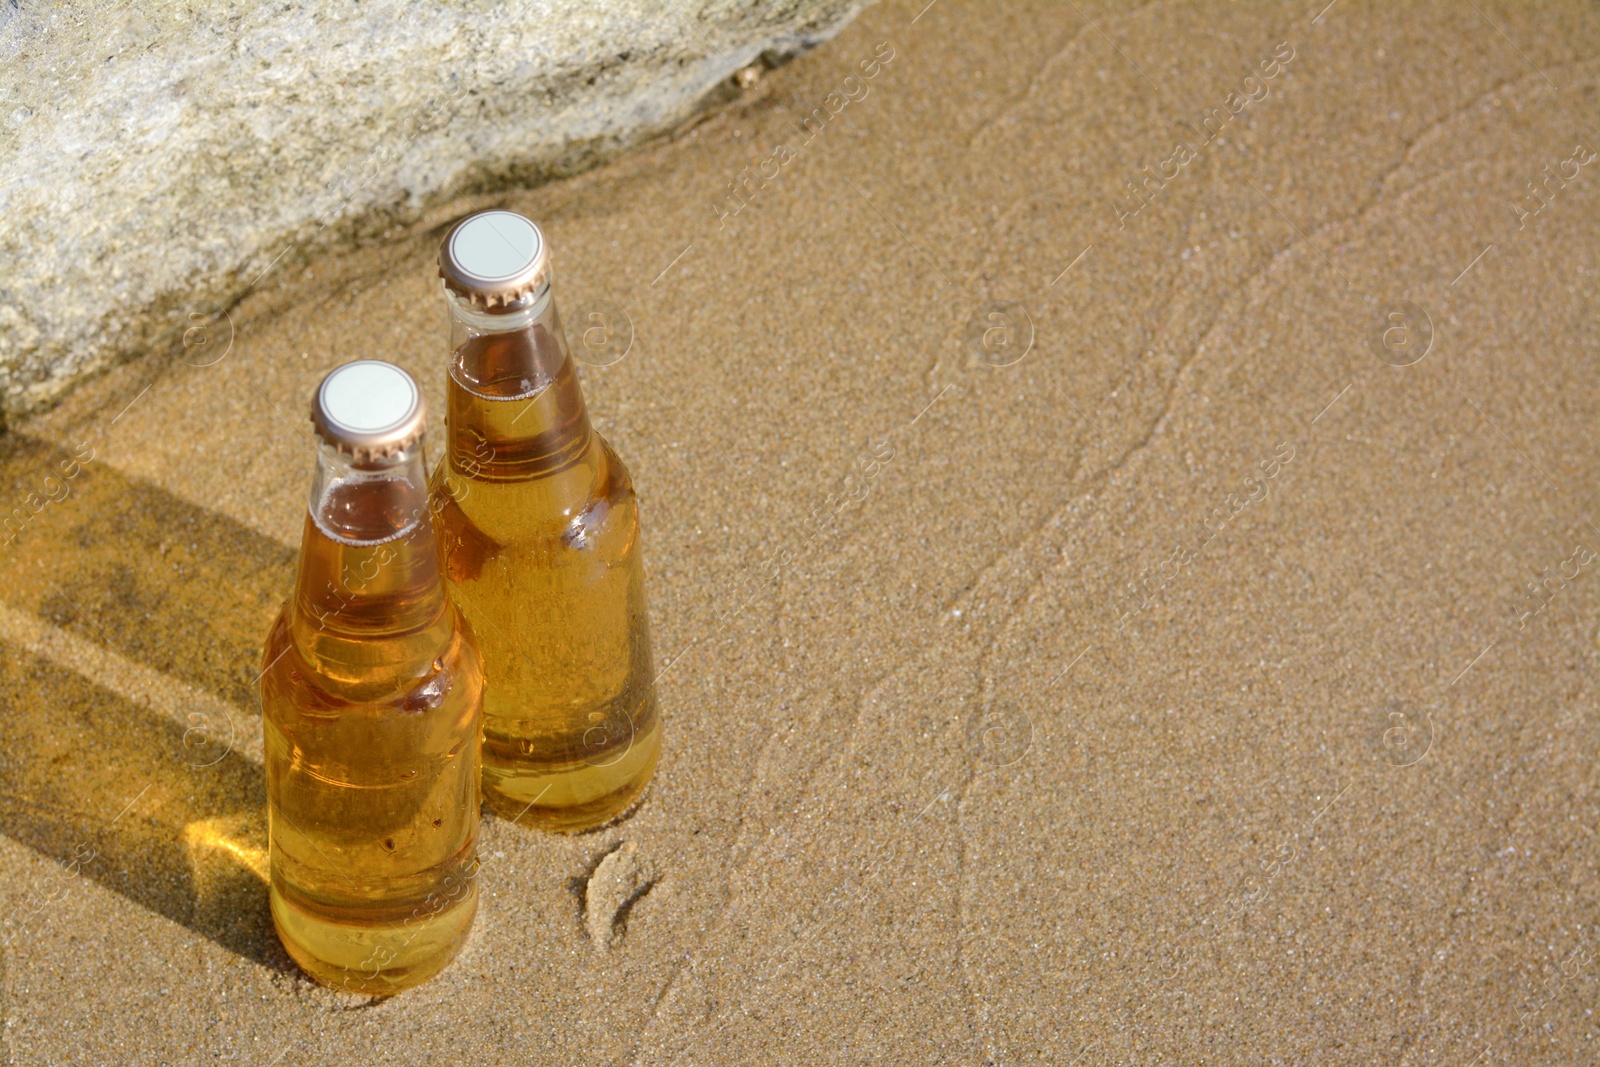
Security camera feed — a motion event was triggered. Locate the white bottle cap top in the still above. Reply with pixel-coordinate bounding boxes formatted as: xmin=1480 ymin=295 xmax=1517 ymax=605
xmin=310 ymin=360 xmax=426 ymax=463
xmin=439 ymin=210 xmax=551 ymax=310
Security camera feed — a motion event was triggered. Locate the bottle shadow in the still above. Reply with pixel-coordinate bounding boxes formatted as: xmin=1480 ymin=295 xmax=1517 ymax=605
xmin=0 ymin=432 xmax=297 ymax=972
xmin=0 ymin=433 xmax=294 ymax=709
xmin=0 ymin=643 xmax=290 ymax=972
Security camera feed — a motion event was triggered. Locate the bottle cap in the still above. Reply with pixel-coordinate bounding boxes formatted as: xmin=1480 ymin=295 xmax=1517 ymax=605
xmin=439 ymin=210 xmax=550 ymax=310
xmin=310 ymin=360 xmax=427 ymax=463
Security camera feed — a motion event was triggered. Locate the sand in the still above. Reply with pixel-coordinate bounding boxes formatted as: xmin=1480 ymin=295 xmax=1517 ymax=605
xmin=4 ymin=0 xmax=1600 ymax=1062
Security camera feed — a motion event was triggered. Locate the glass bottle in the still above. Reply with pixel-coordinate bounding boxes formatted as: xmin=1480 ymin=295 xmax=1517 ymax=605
xmin=429 ymin=210 xmax=660 ymax=833
xmin=260 ymin=360 xmax=484 ymax=994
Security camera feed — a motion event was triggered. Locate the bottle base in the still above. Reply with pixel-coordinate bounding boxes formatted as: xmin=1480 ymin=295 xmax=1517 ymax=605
xmin=270 ymin=882 xmax=477 ymax=996
xmin=482 ymin=722 xmax=659 ymax=833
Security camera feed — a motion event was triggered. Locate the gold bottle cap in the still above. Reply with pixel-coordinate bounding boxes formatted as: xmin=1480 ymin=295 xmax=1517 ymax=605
xmin=310 ymin=360 xmax=426 ymax=463
xmin=439 ymin=210 xmax=550 ymax=310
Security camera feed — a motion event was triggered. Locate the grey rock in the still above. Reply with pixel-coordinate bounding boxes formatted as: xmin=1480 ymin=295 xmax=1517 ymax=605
xmin=0 ymin=0 xmax=867 ymax=420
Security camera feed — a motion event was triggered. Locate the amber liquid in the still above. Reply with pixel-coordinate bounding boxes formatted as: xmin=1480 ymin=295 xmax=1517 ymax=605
xmin=430 ymin=313 xmax=659 ymax=833
xmin=260 ymin=474 xmax=483 ymax=994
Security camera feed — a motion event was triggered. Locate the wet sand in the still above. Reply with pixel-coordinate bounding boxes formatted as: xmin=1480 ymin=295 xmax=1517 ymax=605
xmin=5 ymin=1 xmax=1600 ymax=1063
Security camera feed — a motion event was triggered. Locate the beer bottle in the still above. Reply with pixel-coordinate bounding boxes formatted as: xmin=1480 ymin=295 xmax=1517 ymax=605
xmin=260 ymin=360 xmax=484 ymax=993
xmin=431 ymin=210 xmax=660 ymax=832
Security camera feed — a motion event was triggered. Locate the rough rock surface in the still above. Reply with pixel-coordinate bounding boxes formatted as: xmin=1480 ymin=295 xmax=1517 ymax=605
xmin=0 ymin=0 xmax=866 ymax=421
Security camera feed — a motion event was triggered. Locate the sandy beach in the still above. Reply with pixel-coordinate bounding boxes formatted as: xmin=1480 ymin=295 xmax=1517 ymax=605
xmin=4 ymin=0 xmax=1600 ymax=1062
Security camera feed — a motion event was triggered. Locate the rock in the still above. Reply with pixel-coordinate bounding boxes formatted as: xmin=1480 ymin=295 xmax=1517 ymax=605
xmin=583 ymin=840 xmax=656 ymax=949
xmin=0 ymin=0 xmax=868 ymax=421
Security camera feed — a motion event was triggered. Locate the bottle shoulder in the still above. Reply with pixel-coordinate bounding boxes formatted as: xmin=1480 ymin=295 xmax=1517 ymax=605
xmin=262 ymin=602 xmax=483 ymax=717
xmin=431 ymin=432 xmax=641 ymax=540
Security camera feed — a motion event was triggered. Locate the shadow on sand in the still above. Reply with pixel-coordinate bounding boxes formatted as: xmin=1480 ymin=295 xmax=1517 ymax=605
xmin=0 ymin=432 xmax=296 ymax=971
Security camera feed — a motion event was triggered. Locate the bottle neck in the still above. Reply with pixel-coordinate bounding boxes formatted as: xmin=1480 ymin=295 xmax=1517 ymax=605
xmin=293 ymin=442 xmax=447 ymax=647
xmin=445 ymin=287 xmax=594 ymax=481
xmin=307 ymin=443 xmax=432 ymax=543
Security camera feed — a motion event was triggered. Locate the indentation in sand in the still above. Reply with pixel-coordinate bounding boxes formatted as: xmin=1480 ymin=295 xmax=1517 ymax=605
xmin=582 ymin=840 xmax=658 ymax=949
